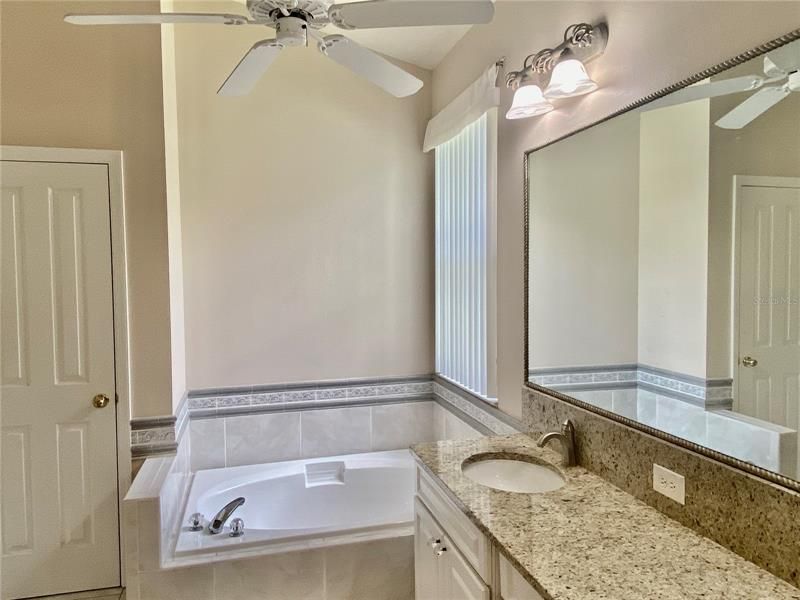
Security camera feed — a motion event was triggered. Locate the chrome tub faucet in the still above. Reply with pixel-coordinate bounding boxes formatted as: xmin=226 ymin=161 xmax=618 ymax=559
xmin=208 ymin=497 xmax=245 ymax=534
xmin=537 ymin=419 xmax=577 ymax=467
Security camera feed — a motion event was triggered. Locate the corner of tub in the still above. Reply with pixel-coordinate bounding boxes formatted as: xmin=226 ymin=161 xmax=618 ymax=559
xmin=123 ymin=452 xmax=193 ymax=582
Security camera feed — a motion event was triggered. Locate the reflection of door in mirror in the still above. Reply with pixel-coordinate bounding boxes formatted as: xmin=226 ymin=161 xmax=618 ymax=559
xmin=735 ymin=177 xmax=800 ymax=477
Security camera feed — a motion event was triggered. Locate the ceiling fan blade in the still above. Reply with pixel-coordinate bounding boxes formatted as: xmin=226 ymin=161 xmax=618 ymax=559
xmin=645 ymin=75 xmax=766 ymax=111
xmin=64 ymin=13 xmax=250 ymax=25
xmin=329 ymin=0 xmax=494 ymax=29
xmin=218 ymin=41 xmax=283 ymax=96
xmin=762 ymin=39 xmax=800 ymax=75
xmin=319 ymin=35 xmax=423 ymax=97
xmin=715 ymin=85 xmax=791 ymax=129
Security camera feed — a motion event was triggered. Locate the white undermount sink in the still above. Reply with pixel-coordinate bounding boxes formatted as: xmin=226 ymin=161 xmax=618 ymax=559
xmin=461 ymin=455 xmax=566 ymax=493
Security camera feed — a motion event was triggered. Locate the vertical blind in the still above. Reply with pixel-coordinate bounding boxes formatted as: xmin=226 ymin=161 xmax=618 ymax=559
xmin=435 ymin=113 xmax=489 ymax=397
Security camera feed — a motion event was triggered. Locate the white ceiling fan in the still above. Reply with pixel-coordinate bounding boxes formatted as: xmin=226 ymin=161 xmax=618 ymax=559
xmin=645 ymin=40 xmax=800 ymax=129
xmin=65 ymin=0 xmax=494 ymax=98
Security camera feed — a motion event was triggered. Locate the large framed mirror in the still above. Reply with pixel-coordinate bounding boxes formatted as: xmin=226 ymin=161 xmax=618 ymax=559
xmin=525 ymin=29 xmax=800 ymax=491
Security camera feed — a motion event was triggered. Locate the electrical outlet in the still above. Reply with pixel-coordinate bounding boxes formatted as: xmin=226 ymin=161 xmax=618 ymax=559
xmin=652 ymin=464 xmax=685 ymax=505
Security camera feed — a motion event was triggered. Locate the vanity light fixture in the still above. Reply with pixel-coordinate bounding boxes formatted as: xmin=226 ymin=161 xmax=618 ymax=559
xmin=506 ymin=75 xmax=554 ymax=120
xmin=544 ymin=50 xmax=598 ymax=99
xmin=505 ymin=22 xmax=608 ymax=119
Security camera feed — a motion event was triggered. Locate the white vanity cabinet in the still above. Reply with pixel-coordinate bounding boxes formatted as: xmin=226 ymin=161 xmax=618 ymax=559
xmin=414 ymin=499 xmax=489 ymax=600
xmin=498 ymin=553 xmax=544 ymax=600
xmin=414 ymin=465 xmax=544 ymax=600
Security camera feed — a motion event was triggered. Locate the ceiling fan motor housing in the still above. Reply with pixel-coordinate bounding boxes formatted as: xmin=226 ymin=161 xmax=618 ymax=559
xmin=275 ymin=15 xmax=309 ymax=47
xmin=247 ymin=0 xmax=331 ymax=28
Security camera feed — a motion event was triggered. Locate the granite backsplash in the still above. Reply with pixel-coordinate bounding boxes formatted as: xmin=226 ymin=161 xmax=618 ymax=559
xmin=522 ymin=387 xmax=800 ymax=588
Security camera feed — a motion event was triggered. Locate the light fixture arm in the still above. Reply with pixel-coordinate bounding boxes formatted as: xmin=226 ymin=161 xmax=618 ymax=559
xmin=506 ymin=22 xmax=608 ymax=89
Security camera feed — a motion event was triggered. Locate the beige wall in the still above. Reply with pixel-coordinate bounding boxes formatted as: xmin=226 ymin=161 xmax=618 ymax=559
xmin=638 ymin=100 xmax=710 ymax=379
xmin=433 ymin=1 xmax=800 ymax=418
xmin=529 ymin=113 xmax=640 ymax=369
xmin=161 ymin=6 xmax=188 ymax=411
xmin=0 ymin=1 xmax=172 ymax=418
xmin=168 ymin=22 xmax=435 ymax=389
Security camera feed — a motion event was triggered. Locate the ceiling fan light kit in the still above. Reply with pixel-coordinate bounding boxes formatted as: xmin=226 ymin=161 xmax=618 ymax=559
xmin=64 ymin=0 xmax=495 ymax=98
xmin=505 ymin=22 xmax=608 ymax=120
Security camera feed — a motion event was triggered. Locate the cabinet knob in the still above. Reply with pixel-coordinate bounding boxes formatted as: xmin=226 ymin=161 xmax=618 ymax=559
xmin=435 ymin=547 xmax=447 ymax=557
xmin=429 ymin=538 xmax=441 ymax=549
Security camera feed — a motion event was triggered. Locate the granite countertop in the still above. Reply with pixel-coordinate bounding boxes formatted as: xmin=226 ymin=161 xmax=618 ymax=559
xmin=411 ymin=434 xmax=800 ymax=600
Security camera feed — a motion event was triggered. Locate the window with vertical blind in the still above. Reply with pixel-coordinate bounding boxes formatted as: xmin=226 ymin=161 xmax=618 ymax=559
xmin=434 ymin=110 xmax=497 ymax=401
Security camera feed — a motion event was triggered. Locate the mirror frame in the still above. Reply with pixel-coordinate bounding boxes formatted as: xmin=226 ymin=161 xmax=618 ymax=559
xmin=523 ymin=27 xmax=800 ymax=493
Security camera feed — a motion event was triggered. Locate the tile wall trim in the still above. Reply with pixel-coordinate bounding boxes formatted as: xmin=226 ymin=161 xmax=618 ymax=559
xmin=130 ymin=394 xmax=188 ymax=459
xmin=433 ymin=375 xmax=523 ymax=435
xmin=529 ymin=363 xmax=733 ymax=408
xmin=130 ymin=374 xmax=525 ymax=458
xmin=188 ymin=373 xmax=435 ymax=398
xmin=435 ymin=373 xmax=499 ymax=407
xmin=187 ymin=377 xmax=434 ymax=417
xmin=189 ymin=394 xmax=433 ymax=421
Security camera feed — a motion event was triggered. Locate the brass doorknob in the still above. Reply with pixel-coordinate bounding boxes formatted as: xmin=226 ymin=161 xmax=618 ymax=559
xmin=742 ymin=356 xmax=758 ymax=368
xmin=92 ymin=394 xmax=110 ymax=408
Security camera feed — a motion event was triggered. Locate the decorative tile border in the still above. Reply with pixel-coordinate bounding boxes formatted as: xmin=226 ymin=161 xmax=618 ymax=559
xmin=130 ymin=394 xmax=188 ymax=459
xmin=529 ymin=364 xmax=732 ymax=408
xmin=130 ymin=420 xmax=177 ymax=459
xmin=187 ymin=376 xmax=435 ymax=417
xmin=130 ymin=374 xmax=525 ymax=458
xmin=433 ymin=376 xmax=522 ymax=436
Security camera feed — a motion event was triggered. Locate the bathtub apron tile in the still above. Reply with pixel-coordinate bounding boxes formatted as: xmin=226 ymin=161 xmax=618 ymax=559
xmin=136 ymin=501 xmax=161 ymax=573
xmin=324 ymin=537 xmax=414 ymax=600
xmin=137 ymin=565 xmax=214 ymax=600
xmin=213 ymin=550 xmax=325 ymax=600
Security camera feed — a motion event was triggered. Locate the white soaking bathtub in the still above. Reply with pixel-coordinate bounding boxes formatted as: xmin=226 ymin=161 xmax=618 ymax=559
xmin=174 ymin=449 xmax=415 ymax=560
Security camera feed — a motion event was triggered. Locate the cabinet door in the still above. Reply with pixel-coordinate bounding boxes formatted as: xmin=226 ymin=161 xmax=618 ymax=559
xmin=441 ymin=536 xmax=490 ymax=600
xmin=499 ymin=553 xmax=544 ymax=600
xmin=415 ymin=499 xmax=443 ymax=600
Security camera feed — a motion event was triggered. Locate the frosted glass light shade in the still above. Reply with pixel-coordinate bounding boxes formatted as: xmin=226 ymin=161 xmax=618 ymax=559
xmin=544 ymin=59 xmax=598 ymax=99
xmin=506 ymin=84 xmax=554 ymax=120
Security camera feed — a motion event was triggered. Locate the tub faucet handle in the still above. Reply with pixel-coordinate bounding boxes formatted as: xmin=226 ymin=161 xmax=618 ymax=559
xmin=229 ymin=518 xmax=245 ymax=537
xmin=188 ymin=513 xmax=204 ymax=531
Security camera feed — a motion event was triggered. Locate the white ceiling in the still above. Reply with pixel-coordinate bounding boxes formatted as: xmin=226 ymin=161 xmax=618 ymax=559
xmin=177 ymin=0 xmax=473 ymax=70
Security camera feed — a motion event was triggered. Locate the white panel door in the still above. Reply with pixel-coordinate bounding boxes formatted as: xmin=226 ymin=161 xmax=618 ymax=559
xmin=736 ymin=178 xmax=800 ymax=478
xmin=1 ymin=161 xmax=119 ymax=597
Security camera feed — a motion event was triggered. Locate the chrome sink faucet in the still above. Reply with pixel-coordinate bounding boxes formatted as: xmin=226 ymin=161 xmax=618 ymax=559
xmin=537 ymin=419 xmax=577 ymax=467
xmin=208 ymin=497 xmax=245 ymax=534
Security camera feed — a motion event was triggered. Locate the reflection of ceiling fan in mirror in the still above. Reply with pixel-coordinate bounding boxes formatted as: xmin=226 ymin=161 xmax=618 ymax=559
xmin=65 ymin=0 xmax=494 ymax=97
xmin=647 ymin=40 xmax=800 ymax=129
